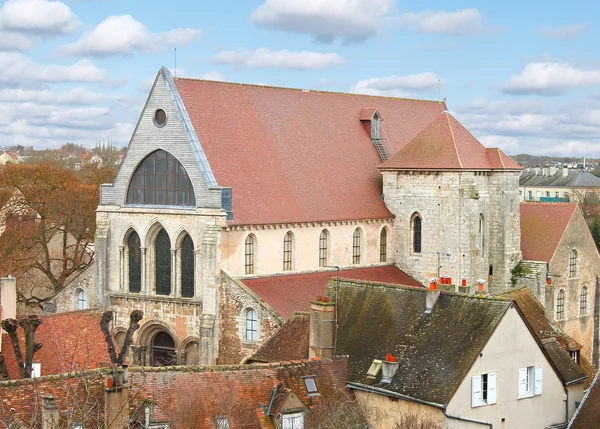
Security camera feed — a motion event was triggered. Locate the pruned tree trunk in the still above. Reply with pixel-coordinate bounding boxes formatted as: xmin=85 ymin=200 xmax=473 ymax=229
xmin=0 ymin=353 xmax=9 ymax=380
xmin=1 ymin=316 xmax=43 ymax=379
xmin=100 ymin=310 xmax=144 ymax=365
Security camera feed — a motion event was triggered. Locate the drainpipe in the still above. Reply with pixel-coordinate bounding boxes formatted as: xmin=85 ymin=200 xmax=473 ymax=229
xmin=443 ymin=411 xmax=493 ymax=428
xmin=594 ymin=275 xmax=600 ymax=367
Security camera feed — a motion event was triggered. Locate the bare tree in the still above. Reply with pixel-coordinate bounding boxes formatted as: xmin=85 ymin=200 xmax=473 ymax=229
xmin=100 ymin=310 xmax=143 ymax=365
xmin=0 ymin=315 xmax=43 ymax=379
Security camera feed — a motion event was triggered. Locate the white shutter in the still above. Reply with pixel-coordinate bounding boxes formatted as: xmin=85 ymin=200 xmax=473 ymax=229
xmin=472 ymin=375 xmax=482 ymax=407
xmin=518 ymin=368 xmax=527 ymax=398
xmin=487 ymin=373 xmax=497 ymax=404
xmin=535 ymin=366 xmax=543 ymax=395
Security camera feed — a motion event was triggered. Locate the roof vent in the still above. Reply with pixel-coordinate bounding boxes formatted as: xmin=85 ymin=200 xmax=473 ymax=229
xmin=381 ymin=354 xmax=399 ymax=384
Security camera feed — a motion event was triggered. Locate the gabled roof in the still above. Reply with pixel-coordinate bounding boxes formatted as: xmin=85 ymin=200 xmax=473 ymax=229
xmin=568 ymin=369 xmax=600 ymax=429
xmin=336 ymin=281 xmax=511 ymax=405
xmin=520 ymin=202 xmax=577 ymax=261
xmin=248 ymin=313 xmax=310 ymax=363
xmin=379 ymin=112 xmax=521 ymax=171
xmin=520 ymin=168 xmax=600 ymax=188
xmin=241 ymin=265 xmax=422 ymax=319
xmin=174 ymin=74 xmax=446 ymax=225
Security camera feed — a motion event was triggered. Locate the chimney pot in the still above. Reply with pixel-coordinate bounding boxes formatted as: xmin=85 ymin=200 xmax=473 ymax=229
xmin=461 ymin=279 xmax=467 ymax=287
xmin=381 ymin=359 xmax=400 ymax=383
xmin=309 ymin=299 xmax=335 ymax=359
xmin=429 ymin=278 xmax=438 ymax=290
xmin=477 ymin=279 xmax=485 ymax=293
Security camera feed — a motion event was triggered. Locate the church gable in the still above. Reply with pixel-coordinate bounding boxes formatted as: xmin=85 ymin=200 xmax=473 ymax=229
xmin=100 ymin=68 xmax=221 ymax=209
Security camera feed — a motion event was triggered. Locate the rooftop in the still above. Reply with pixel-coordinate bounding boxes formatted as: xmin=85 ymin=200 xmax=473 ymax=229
xmin=520 ymin=168 xmax=600 ymax=188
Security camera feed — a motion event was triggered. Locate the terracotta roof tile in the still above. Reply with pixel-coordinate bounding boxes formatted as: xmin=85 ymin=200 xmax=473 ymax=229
xmin=249 ymin=313 xmax=310 ymax=363
xmin=175 ymin=78 xmax=446 ymax=225
xmin=241 ymin=265 xmax=422 ymax=319
xmin=379 ymin=112 xmax=521 ymax=171
xmin=569 ymin=369 xmax=600 ymax=428
xmin=520 ymin=202 xmax=577 ymax=261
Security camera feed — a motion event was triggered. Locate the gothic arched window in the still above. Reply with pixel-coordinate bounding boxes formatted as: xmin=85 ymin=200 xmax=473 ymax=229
xmin=283 ymin=231 xmax=294 ymax=271
xmin=353 ymin=228 xmax=362 ymax=264
xmin=128 ymin=231 xmax=141 ymax=293
xmin=380 ymin=227 xmax=388 ymax=262
xmin=77 ymin=289 xmax=87 ymax=310
xmin=319 ymin=230 xmax=329 ymax=267
xmin=412 ymin=214 xmax=422 ymax=254
xmin=180 ymin=234 xmax=194 ymax=298
xmin=580 ymin=286 xmax=589 ymax=316
xmin=127 ymin=150 xmax=196 ymax=206
xmin=556 ymin=289 xmax=566 ymax=321
xmin=569 ymin=249 xmax=579 ymax=278
xmin=245 ymin=234 xmax=256 ymax=275
xmin=155 ymin=229 xmax=172 ymax=295
xmin=479 ymin=214 xmax=485 ymax=253
xmin=245 ymin=309 xmax=258 ymax=341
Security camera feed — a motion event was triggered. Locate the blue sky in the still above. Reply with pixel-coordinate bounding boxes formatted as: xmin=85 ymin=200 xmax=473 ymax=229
xmin=2 ymin=0 xmax=600 ymax=156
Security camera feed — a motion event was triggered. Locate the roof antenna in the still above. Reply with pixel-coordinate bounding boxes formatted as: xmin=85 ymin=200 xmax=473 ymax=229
xmin=174 ymin=47 xmax=177 ymax=78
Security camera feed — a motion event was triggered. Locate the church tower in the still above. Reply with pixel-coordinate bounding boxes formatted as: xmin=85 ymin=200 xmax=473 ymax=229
xmin=379 ymin=111 xmax=522 ymax=293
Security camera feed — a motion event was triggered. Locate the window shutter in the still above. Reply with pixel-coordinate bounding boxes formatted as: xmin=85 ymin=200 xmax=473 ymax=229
xmin=535 ymin=366 xmax=543 ymax=395
xmin=472 ymin=375 xmax=482 ymax=407
xmin=518 ymin=368 xmax=527 ymax=398
xmin=487 ymin=373 xmax=497 ymax=404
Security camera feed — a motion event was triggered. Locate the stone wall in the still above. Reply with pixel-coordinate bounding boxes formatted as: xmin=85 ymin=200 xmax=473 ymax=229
xmin=218 ymin=271 xmax=283 ymax=364
xmin=49 ymin=263 xmax=97 ymax=313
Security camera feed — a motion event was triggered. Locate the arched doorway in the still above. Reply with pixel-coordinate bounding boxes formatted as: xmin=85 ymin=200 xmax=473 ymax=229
xmin=152 ymin=331 xmax=176 ymax=366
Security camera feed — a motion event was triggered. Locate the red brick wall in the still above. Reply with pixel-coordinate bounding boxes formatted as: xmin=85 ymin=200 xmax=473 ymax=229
xmin=2 ymin=310 xmax=110 ymax=379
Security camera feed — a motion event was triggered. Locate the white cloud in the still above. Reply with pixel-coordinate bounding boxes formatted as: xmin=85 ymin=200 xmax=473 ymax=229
xmin=400 ymin=8 xmax=501 ymax=36
xmin=57 ymin=14 xmax=201 ymax=57
xmin=197 ymin=71 xmax=225 ymax=81
xmin=0 ymin=87 xmax=108 ymax=104
xmin=0 ymin=53 xmax=113 ymax=86
xmin=211 ymin=48 xmax=345 ymax=70
xmin=502 ymin=61 xmax=600 ymax=96
xmin=0 ymin=31 xmax=34 ymax=50
xmin=0 ymin=0 xmax=79 ymax=35
xmin=478 ymin=135 xmax=520 ymax=153
xmin=537 ymin=23 xmax=587 ymax=40
xmin=250 ymin=0 xmax=394 ymax=42
xmin=352 ymin=72 xmax=445 ymax=97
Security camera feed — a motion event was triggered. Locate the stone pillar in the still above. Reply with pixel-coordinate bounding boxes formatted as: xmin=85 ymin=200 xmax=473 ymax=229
xmin=309 ymin=298 xmax=335 ymax=359
xmin=194 ymin=250 xmax=200 ymax=299
xmin=118 ymin=246 xmax=125 ymax=292
xmin=41 ymin=395 xmax=59 ymax=429
xmin=0 ymin=276 xmax=17 ymax=321
xmin=95 ymin=218 xmax=110 ymax=309
xmin=171 ymin=249 xmax=177 ymax=297
xmin=140 ymin=247 xmax=147 ymax=294
xmin=200 ymin=314 xmax=215 ymax=364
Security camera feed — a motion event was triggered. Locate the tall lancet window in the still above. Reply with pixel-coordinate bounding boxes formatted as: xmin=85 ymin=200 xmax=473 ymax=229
xmin=412 ymin=214 xmax=422 ymax=254
xmin=283 ymin=231 xmax=294 ymax=271
xmin=180 ymin=234 xmax=194 ymax=298
xmin=155 ymin=228 xmax=171 ymax=295
xmin=319 ymin=230 xmax=329 ymax=267
xmin=352 ymin=228 xmax=362 ymax=265
xmin=380 ymin=227 xmax=388 ymax=262
xmin=128 ymin=231 xmax=141 ymax=293
xmin=127 ymin=150 xmax=196 ymax=206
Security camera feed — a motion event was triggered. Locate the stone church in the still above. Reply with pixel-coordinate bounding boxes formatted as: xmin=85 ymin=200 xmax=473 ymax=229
xmin=55 ymin=67 xmax=526 ymax=365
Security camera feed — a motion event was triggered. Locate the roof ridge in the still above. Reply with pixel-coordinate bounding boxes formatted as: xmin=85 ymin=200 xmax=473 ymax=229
xmin=174 ymin=76 xmax=446 ymax=104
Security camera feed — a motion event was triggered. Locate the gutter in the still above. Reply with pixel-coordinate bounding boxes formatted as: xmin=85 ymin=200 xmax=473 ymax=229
xmin=347 ymin=382 xmax=493 ymax=428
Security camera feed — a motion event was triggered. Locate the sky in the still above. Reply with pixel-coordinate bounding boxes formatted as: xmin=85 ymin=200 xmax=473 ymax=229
xmin=1 ymin=0 xmax=600 ymax=157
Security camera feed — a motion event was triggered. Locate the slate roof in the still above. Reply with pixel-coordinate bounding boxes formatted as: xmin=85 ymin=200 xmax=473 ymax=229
xmin=174 ymin=75 xmax=447 ymax=225
xmin=500 ymin=287 xmax=588 ymax=385
xmin=248 ymin=313 xmax=310 ymax=363
xmin=520 ymin=169 xmax=600 ymax=188
xmin=335 ymin=282 xmax=511 ymax=405
xmin=241 ymin=265 xmax=422 ymax=319
xmin=520 ymin=202 xmax=577 ymax=261
xmin=568 ymin=369 xmax=600 ymax=429
xmin=379 ymin=112 xmax=521 ymax=171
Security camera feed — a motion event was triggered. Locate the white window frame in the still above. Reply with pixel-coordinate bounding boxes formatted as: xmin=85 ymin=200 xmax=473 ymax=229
xmin=31 ymin=362 xmax=41 ymax=378
xmin=244 ymin=308 xmax=258 ymax=342
xmin=518 ymin=365 xmax=542 ymax=399
xmin=471 ymin=373 xmax=496 ymax=407
xmin=77 ymin=289 xmax=87 ymax=310
xmin=282 ymin=412 xmax=305 ymax=429
xmin=215 ymin=416 xmax=231 ymax=429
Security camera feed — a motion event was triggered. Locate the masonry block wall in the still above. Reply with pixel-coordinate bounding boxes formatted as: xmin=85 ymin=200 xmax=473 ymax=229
xmin=50 ymin=264 xmax=97 ymax=313
xmin=383 ymin=170 xmax=521 ymax=292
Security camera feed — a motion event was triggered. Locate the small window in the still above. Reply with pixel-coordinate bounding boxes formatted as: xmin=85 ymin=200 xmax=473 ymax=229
xmin=70 ymin=424 xmax=84 ymax=429
xmin=518 ymin=366 xmax=542 ymax=398
xmin=472 ymin=373 xmax=496 ymax=407
xmin=282 ymin=412 xmax=304 ymax=429
xmin=479 ymin=214 xmax=484 ymax=253
xmin=304 ymin=377 xmax=319 ymax=397
xmin=546 ymin=191 xmax=550 ymax=197
xmin=352 ymin=228 xmax=362 ymax=264
xmin=283 ymin=231 xmax=294 ymax=271
xmin=245 ymin=234 xmax=255 ymax=275
xmin=488 ymin=265 xmax=493 ymax=276
xmin=245 ymin=309 xmax=258 ymax=341
xmin=528 ymin=190 xmax=532 ymax=200
xmin=555 ymin=192 xmax=560 ymax=198
xmin=319 ymin=230 xmax=328 ymax=267
xmin=31 ymin=362 xmax=41 ymax=378
xmin=569 ymin=249 xmax=579 ymax=278
xmin=380 ymin=227 xmax=387 ymax=262
xmin=556 ymin=289 xmax=566 ymax=320
xmin=571 ymin=350 xmax=580 ymax=365
xmin=579 ymin=286 xmax=589 ymax=316
xmin=77 ymin=289 xmax=87 ymax=310
xmin=412 ymin=214 xmax=422 ymax=253
xmin=154 ymin=109 xmax=167 ymax=127
xmin=215 ymin=416 xmax=231 ymax=429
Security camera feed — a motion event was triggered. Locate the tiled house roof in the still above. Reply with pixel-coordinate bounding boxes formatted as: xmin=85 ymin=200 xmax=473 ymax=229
xmin=175 ymin=77 xmax=447 ymax=225
xmin=568 ymin=369 xmax=600 ymax=428
xmin=520 ymin=202 xmax=577 ymax=261
xmin=520 ymin=169 xmax=600 ymax=187
xmin=335 ymin=281 xmax=511 ymax=405
xmin=379 ymin=112 xmax=521 ymax=171
xmin=241 ymin=265 xmax=422 ymax=319
xmin=248 ymin=313 xmax=310 ymax=363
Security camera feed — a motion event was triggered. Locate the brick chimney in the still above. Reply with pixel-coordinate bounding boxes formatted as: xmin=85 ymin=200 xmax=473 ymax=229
xmin=104 ymin=365 xmax=130 ymax=429
xmin=309 ymin=296 xmax=335 ymax=359
xmin=41 ymin=395 xmax=59 ymax=429
xmin=0 ymin=276 xmax=17 ymax=321
xmin=425 ymin=278 xmax=440 ymax=314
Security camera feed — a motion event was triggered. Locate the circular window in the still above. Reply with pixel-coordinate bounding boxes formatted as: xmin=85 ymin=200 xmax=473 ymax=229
xmin=154 ymin=109 xmax=167 ymax=127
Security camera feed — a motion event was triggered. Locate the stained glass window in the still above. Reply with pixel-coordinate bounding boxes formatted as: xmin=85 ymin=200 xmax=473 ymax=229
xmin=380 ymin=228 xmax=387 ymax=262
xmin=128 ymin=231 xmax=141 ymax=293
xmin=126 ymin=150 xmax=196 ymax=206
xmin=155 ymin=229 xmax=171 ymax=296
xmin=181 ymin=234 xmax=194 ymax=298
xmin=413 ymin=215 xmax=422 ymax=253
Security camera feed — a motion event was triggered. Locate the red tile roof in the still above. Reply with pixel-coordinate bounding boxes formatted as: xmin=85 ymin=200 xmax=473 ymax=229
xmin=520 ymin=203 xmax=577 ymax=261
xmin=379 ymin=112 xmax=522 ymax=171
xmin=569 ymin=369 xmax=600 ymax=429
xmin=241 ymin=265 xmax=422 ymax=319
xmin=175 ymin=78 xmax=446 ymax=225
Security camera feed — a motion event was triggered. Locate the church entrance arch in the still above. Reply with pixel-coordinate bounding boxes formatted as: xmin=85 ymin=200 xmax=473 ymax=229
xmin=152 ymin=331 xmax=176 ymax=366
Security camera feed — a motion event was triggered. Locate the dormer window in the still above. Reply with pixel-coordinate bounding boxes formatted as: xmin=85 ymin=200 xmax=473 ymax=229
xmin=371 ymin=112 xmax=381 ymax=140
xmin=281 ymin=412 xmax=304 ymax=429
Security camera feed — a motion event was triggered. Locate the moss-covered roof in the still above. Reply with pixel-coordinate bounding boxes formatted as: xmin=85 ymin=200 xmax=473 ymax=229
xmin=248 ymin=313 xmax=310 ymax=363
xmin=335 ymin=282 xmax=511 ymax=405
